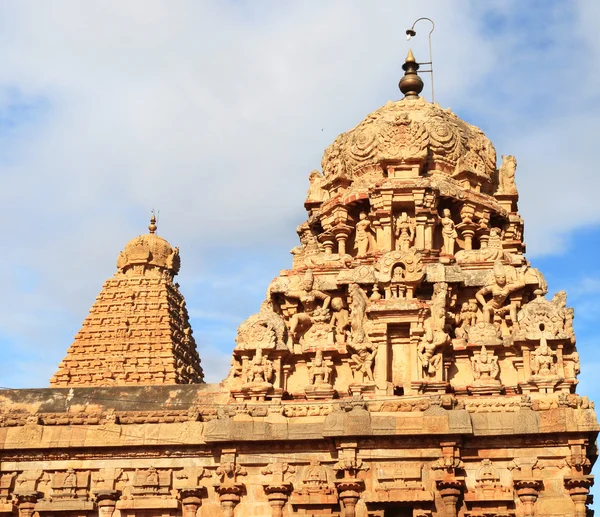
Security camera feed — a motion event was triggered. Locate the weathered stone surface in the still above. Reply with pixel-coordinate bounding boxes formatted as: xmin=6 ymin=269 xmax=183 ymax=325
xmin=0 ymin=51 xmax=597 ymax=517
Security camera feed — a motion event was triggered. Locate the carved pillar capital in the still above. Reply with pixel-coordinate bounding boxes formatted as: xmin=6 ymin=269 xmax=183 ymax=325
xmin=436 ymin=479 xmax=463 ymax=517
xmin=263 ymin=483 xmax=292 ymax=517
xmin=14 ymin=491 xmax=43 ymax=517
xmin=178 ymin=487 xmax=207 ymax=517
xmin=215 ymin=484 xmax=244 ymax=517
xmin=94 ymin=490 xmax=121 ymax=517
xmin=564 ymin=476 xmax=594 ymax=517
xmin=513 ymin=479 xmax=543 ymax=517
xmin=334 ymin=479 xmax=364 ymax=517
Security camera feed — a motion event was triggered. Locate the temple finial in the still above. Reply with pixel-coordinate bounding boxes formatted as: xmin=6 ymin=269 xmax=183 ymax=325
xmin=399 ymin=49 xmax=424 ymax=100
xmin=149 ymin=212 xmax=157 ymax=234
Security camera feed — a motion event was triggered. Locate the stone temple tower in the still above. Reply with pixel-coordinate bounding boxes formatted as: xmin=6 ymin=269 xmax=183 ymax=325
xmin=51 ymin=215 xmax=203 ymax=386
xmin=0 ymin=51 xmax=596 ymax=517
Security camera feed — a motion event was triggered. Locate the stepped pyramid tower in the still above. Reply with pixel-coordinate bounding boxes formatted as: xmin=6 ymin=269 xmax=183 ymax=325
xmin=50 ymin=215 xmax=203 ymax=386
xmin=0 ymin=50 xmax=596 ymax=517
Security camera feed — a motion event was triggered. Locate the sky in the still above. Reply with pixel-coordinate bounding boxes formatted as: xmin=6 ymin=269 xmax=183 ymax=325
xmin=0 ymin=0 xmax=599 ymax=418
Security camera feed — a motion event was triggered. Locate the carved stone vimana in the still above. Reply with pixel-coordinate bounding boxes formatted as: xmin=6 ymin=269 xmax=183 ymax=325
xmin=0 ymin=51 xmax=596 ymax=517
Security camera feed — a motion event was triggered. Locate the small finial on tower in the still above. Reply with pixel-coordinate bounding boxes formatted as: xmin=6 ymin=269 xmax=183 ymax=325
xmin=399 ymin=49 xmax=424 ymax=100
xmin=149 ymin=212 xmax=157 ymax=234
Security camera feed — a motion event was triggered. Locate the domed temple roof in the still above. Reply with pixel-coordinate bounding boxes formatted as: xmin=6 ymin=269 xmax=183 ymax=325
xmin=321 ymin=96 xmax=496 ymax=188
xmin=50 ymin=216 xmax=203 ymax=387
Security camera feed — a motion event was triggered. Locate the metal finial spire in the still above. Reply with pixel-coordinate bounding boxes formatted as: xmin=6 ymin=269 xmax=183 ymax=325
xmin=399 ymin=49 xmax=424 ymax=99
xmin=149 ymin=212 xmax=157 ymax=234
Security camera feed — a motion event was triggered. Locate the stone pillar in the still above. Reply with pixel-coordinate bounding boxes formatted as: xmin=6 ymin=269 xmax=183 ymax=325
xmin=95 ymin=489 xmax=121 ymax=517
xmin=513 ymin=479 xmax=543 ymax=517
xmin=332 ymin=225 xmax=352 ymax=255
xmin=437 ymin=480 xmax=462 ymax=517
xmin=335 ymin=480 xmax=364 ymax=517
xmin=215 ymin=485 xmax=243 ymax=517
xmin=564 ymin=477 xmax=593 ymax=517
xmin=415 ymin=214 xmax=427 ymax=249
xmin=179 ymin=488 xmax=207 ymax=517
xmin=14 ymin=492 xmax=42 ymax=517
xmin=264 ymin=484 xmax=292 ymax=517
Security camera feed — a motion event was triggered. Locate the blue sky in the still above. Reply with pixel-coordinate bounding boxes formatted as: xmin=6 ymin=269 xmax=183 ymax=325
xmin=0 ymin=0 xmax=599 ymax=417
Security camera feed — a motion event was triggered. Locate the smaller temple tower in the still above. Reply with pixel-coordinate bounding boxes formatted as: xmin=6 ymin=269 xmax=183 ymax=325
xmin=50 ymin=215 xmax=204 ymax=386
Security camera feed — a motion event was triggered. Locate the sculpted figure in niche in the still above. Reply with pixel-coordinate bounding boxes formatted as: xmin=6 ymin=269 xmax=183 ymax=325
xmin=286 ymin=270 xmax=331 ymax=343
xmin=418 ymin=305 xmax=451 ymax=376
xmin=348 ymin=283 xmax=369 ymax=337
xmin=498 ymin=155 xmax=518 ymax=195
xmin=440 ymin=208 xmax=458 ymax=255
xmin=354 ymin=212 xmax=375 ymax=257
xmin=394 ymin=212 xmax=415 ymax=251
xmin=308 ymin=349 xmax=332 ymax=386
xmin=245 ymin=348 xmax=273 ymax=385
xmin=471 ymin=345 xmax=500 ymax=383
xmin=531 ymin=336 xmax=556 ymax=377
xmin=329 ymin=296 xmax=349 ymax=343
xmin=455 ymin=301 xmax=477 ymax=340
xmin=476 ymin=261 xmax=526 ymax=325
xmin=349 ymin=328 xmax=377 ymax=383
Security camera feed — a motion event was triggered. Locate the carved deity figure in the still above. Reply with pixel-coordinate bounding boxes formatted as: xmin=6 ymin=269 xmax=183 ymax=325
xmin=471 ymin=345 xmax=500 ymax=383
xmin=531 ymin=336 xmax=556 ymax=377
xmin=348 ymin=283 xmax=369 ymax=337
xmin=329 ymin=297 xmax=349 ymax=343
xmin=565 ymin=307 xmax=576 ymax=344
xmin=475 ymin=261 xmax=526 ymax=325
xmin=245 ymin=348 xmax=273 ymax=385
xmin=498 ymin=154 xmax=518 ymax=195
xmin=354 ymin=212 xmax=374 ymax=257
xmin=306 ymin=170 xmax=328 ymax=202
xmin=455 ymin=301 xmax=477 ymax=340
xmin=440 ymin=208 xmax=457 ymax=255
xmin=308 ymin=349 xmax=332 ymax=386
xmin=394 ymin=212 xmax=415 ymax=251
xmin=286 ymin=270 xmax=331 ymax=343
xmin=290 ymin=223 xmax=323 ymax=266
xmin=349 ymin=329 xmax=377 ymax=383
xmin=418 ymin=306 xmax=451 ymax=376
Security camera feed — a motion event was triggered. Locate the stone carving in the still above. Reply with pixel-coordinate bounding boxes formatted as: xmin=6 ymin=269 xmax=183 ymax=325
xmin=454 ymin=301 xmax=477 ymax=341
xmin=298 ymin=461 xmax=334 ymax=495
xmin=475 ymin=261 xmax=526 ymax=324
xmin=348 ymin=339 xmax=377 ymax=383
xmin=516 ymin=290 xmax=571 ymax=341
xmin=244 ymin=348 xmax=274 ymax=387
xmin=498 ymin=154 xmax=518 ymax=195
xmin=354 ymin=212 xmax=375 ymax=257
xmin=467 ymin=321 xmax=503 ymax=347
xmin=307 ymin=349 xmax=332 ymax=387
xmin=530 ymin=336 xmax=557 ymax=378
xmin=470 ymin=346 xmax=500 ymax=385
xmin=285 ymin=270 xmax=331 ymax=344
xmin=418 ymin=288 xmax=451 ymax=377
xmin=440 ymin=208 xmax=457 ymax=255
xmin=131 ymin=467 xmax=170 ymax=497
xmin=235 ymin=300 xmax=287 ymax=351
xmin=376 ymin=248 xmax=425 ymax=297
xmin=306 ymin=170 xmax=328 ymax=203
xmin=394 ymin=212 xmax=415 ymax=251
xmin=330 ymin=297 xmax=350 ymax=343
